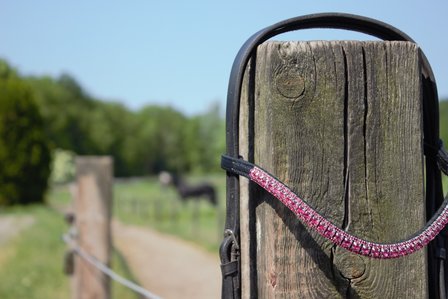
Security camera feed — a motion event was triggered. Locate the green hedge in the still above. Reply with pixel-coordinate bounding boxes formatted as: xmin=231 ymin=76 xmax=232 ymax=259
xmin=0 ymin=65 xmax=51 ymax=205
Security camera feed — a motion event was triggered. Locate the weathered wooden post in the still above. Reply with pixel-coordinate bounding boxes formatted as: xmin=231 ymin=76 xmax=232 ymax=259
xmin=238 ymin=40 xmax=426 ymax=298
xmin=74 ymin=156 xmax=113 ymax=299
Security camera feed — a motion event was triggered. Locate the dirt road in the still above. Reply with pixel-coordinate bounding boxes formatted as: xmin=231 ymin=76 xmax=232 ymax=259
xmin=113 ymin=221 xmax=221 ymax=299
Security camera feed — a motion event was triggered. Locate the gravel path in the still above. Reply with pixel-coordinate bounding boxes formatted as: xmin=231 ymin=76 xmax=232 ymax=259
xmin=112 ymin=220 xmax=221 ymax=299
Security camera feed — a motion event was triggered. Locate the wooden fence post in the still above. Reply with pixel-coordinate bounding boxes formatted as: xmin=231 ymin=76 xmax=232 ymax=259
xmin=74 ymin=156 xmax=113 ymax=299
xmin=239 ymin=41 xmax=427 ymax=298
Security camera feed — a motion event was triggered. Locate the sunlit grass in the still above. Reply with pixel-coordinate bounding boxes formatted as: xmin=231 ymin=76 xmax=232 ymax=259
xmin=112 ymin=174 xmax=226 ymax=252
xmin=112 ymin=248 xmax=141 ymax=299
xmin=0 ymin=205 xmax=139 ymax=299
xmin=0 ymin=206 xmax=69 ymax=299
xmin=47 ymin=184 xmax=72 ymax=208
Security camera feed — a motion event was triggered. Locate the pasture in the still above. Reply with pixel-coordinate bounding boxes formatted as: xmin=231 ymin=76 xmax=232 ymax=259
xmin=50 ymin=173 xmax=227 ymax=251
xmin=0 ymin=205 xmax=139 ymax=299
xmin=114 ymin=174 xmax=226 ymax=251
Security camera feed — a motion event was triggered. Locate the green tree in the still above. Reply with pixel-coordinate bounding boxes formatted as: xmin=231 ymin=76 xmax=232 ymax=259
xmin=49 ymin=148 xmax=75 ymax=185
xmin=0 ymin=62 xmax=51 ymax=205
xmin=27 ymin=75 xmax=97 ymax=153
xmin=132 ymin=105 xmax=190 ymax=174
xmin=194 ymin=102 xmax=225 ymax=172
xmin=24 ymin=64 xmax=226 ymax=177
xmin=88 ymin=101 xmax=135 ymax=176
xmin=27 ymin=74 xmax=137 ymax=176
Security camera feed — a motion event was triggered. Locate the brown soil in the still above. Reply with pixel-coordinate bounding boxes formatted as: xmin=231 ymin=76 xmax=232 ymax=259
xmin=112 ymin=220 xmax=221 ymax=299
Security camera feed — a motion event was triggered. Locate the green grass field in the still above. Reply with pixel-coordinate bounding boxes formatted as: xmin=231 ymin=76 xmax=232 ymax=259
xmin=0 ymin=206 xmax=70 ymax=299
xmin=0 ymin=205 xmax=139 ymax=299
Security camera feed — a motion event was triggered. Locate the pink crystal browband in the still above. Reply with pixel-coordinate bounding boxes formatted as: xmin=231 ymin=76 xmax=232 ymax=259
xmin=222 ymin=155 xmax=448 ymax=259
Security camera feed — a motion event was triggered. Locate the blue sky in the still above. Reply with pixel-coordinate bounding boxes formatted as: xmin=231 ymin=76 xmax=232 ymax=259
xmin=1 ymin=1 xmax=447 ymax=115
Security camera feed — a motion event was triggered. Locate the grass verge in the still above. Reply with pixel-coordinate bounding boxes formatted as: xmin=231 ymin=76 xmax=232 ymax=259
xmin=0 ymin=206 xmax=70 ymax=299
xmin=0 ymin=205 xmax=139 ymax=299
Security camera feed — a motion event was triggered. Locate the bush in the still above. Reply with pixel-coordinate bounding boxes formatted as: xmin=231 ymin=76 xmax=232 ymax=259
xmin=49 ymin=149 xmax=75 ymax=185
xmin=0 ymin=66 xmax=51 ymax=205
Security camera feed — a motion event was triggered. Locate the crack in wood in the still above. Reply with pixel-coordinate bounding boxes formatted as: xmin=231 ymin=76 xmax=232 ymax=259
xmin=342 ymin=46 xmax=351 ymax=232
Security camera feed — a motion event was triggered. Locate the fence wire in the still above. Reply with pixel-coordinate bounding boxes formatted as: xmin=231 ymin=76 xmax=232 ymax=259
xmin=63 ymin=234 xmax=162 ymax=299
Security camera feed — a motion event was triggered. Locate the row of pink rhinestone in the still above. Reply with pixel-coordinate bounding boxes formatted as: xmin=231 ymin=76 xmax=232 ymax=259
xmin=249 ymin=166 xmax=448 ymax=259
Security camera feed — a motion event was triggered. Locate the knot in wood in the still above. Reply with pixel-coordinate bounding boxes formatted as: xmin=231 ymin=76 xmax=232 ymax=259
xmin=334 ymin=252 xmax=366 ymax=280
xmin=274 ymin=67 xmax=305 ymax=99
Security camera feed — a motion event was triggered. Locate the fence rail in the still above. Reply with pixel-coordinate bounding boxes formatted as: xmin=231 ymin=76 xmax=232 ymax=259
xmin=63 ymin=233 xmax=162 ymax=299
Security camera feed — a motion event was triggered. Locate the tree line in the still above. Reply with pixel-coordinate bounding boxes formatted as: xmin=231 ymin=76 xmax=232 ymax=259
xmin=25 ymin=70 xmax=226 ymax=177
xmin=1 ymin=59 xmax=227 ymax=204
xmin=0 ymin=60 xmax=51 ymax=205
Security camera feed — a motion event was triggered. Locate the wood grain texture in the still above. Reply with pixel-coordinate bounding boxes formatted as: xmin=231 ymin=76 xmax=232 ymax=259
xmin=240 ymin=41 xmax=426 ymax=298
xmin=75 ymin=157 xmax=113 ymax=299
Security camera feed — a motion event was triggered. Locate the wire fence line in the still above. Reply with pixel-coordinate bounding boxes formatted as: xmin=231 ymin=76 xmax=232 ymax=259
xmin=62 ymin=234 xmax=162 ymax=299
xmin=115 ymin=195 xmax=225 ymax=246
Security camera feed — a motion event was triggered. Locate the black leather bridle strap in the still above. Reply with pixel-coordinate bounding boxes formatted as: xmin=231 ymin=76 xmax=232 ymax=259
xmin=439 ymin=141 xmax=448 ymax=176
xmin=221 ymin=12 xmax=446 ymax=299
